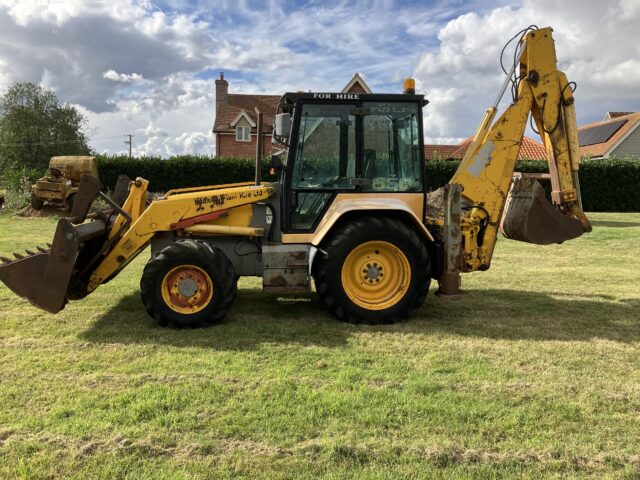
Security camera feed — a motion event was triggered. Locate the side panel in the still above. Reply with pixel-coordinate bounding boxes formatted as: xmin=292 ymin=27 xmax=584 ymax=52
xmin=281 ymin=192 xmax=431 ymax=245
xmin=262 ymin=243 xmax=310 ymax=293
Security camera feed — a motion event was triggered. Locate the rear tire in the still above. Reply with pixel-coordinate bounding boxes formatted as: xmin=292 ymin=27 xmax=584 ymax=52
xmin=313 ymin=216 xmax=431 ymax=325
xmin=140 ymin=240 xmax=236 ymax=328
xmin=30 ymin=193 xmax=44 ymax=210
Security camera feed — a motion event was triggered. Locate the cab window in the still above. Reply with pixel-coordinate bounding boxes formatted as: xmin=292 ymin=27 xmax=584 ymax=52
xmin=362 ymin=102 xmax=422 ymax=192
xmin=291 ymin=104 xmax=356 ymax=190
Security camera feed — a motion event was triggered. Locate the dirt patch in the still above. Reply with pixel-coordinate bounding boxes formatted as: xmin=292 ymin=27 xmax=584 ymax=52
xmin=17 ymin=205 xmax=68 ymax=218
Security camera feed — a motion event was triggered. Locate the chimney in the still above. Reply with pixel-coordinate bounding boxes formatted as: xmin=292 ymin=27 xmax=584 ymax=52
xmin=215 ymin=72 xmax=228 ymax=105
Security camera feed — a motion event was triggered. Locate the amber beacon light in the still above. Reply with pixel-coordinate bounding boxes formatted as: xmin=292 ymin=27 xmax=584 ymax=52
xmin=403 ymin=78 xmax=415 ymax=94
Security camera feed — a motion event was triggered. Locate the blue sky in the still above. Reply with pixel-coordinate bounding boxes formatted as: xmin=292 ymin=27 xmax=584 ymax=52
xmin=0 ymin=0 xmax=638 ymax=156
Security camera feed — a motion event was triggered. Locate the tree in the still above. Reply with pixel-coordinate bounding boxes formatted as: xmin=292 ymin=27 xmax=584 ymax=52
xmin=0 ymin=82 xmax=91 ymax=176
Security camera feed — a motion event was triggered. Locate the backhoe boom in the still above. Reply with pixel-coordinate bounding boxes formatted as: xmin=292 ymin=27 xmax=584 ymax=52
xmin=432 ymin=27 xmax=591 ymax=282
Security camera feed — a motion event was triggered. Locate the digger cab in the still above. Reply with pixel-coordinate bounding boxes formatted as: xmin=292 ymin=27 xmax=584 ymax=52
xmin=273 ymin=91 xmax=428 ymax=234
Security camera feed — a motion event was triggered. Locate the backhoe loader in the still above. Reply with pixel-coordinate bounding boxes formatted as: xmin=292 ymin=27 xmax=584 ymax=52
xmin=0 ymin=27 xmax=591 ymax=327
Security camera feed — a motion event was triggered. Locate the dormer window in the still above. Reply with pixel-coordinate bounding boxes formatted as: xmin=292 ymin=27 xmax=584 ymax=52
xmin=230 ymin=109 xmax=256 ymax=143
xmin=236 ymin=125 xmax=250 ymax=142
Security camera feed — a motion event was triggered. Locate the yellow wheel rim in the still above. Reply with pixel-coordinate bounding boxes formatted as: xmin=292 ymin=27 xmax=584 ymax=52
xmin=341 ymin=240 xmax=411 ymax=310
xmin=161 ymin=265 xmax=214 ymax=314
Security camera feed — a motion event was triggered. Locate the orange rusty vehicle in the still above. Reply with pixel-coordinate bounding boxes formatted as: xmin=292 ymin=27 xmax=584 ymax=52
xmin=30 ymin=156 xmax=99 ymax=210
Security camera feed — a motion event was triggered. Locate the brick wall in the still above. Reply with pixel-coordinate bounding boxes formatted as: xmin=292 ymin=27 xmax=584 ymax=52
xmin=217 ymin=134 xmax=273 ymax=158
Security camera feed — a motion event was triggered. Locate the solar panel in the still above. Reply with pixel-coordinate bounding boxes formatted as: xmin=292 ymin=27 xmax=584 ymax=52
xmin=578 ymin=119 xmax=627 ymax=146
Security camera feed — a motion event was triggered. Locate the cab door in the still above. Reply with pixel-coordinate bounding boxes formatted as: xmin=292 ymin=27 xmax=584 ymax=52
xmin=284 ymin=102 xmax=359 ymax=232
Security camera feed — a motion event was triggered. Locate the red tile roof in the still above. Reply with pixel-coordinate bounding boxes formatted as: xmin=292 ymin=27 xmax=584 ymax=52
xmin=579 ymin=113 xmax=640 ymax=158
xmin=518 ymin=136 xmax=549 ymax=160
xmin=424 ymin=144 xmax=458 ymax=160
xmin=445 ymin=135 xmax=548 ymax=161
xmin=213 ymin=94 xmax=281 ymax=134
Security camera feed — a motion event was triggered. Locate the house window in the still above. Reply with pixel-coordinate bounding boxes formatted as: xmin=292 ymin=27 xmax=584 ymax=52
xmin=236 ymin=126 xmax=251 ymax=142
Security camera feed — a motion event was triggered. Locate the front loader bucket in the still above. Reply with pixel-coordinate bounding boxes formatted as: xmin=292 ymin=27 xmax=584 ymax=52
xmin=500 ymin=177 xmax=587 ymax=245
xmin=0 ymin=218 xmax=80 ymax=313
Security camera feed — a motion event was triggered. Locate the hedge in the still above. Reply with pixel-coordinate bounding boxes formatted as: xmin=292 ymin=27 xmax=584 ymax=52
xmin=96 ymin=154 xmax=263 ymax=191
xmin=94 ymin=154 xmax=640 ymax=212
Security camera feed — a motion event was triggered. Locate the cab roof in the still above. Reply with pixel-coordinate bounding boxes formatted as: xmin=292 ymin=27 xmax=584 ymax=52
xmin=282 ymin=92 xmax=428 ymax=107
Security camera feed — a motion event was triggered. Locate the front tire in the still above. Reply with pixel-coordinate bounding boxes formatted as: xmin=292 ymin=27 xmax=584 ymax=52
xmin=30 ymin=193 xmax=44 ymax=210
xmin=140 ymin=240 xmax=237 ymax=328
xmin=313 ymin=216 xmax=431 ymax=324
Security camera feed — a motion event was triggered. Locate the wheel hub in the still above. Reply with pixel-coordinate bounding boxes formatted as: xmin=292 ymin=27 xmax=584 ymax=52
xmin=161 ymin=265 xmax=214 ymax=314
xmin=177 ymin=277 xmax=199 ymax=298
xmin=363 ymin=264 xmax=382 ymax=282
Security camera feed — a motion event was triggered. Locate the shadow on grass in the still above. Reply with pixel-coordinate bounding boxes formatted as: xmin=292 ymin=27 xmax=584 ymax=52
xmin=80 ymin=286 xmax=640 ymax=350
xmin=591 ymin=220 xmax=640 ymax=228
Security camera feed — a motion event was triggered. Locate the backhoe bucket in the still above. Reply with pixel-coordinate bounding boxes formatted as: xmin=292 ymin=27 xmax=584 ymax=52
xmin=0 ymin=218 xmax=80 ymax=313
xmin=500 ymin=177 xmax=586 ymax=245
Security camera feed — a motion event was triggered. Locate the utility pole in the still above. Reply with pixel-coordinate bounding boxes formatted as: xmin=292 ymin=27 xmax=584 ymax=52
xmin=124 ymin=134 xmax=134 ymax=158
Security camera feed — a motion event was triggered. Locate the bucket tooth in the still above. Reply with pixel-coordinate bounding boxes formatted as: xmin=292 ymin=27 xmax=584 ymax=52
xmin=25 ymin=249 xmax=36 ymax=255
xmin=36 ymin=246 xmax=47 ymax=253
xmin=1 ymin=256 xmax=12 ymax=264
xmin=13 ymin=252 xmax=25 ymax=259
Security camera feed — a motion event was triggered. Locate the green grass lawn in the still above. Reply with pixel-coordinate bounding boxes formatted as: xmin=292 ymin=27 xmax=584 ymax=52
xmin=0 ymin=212 xmax=638 ymax=479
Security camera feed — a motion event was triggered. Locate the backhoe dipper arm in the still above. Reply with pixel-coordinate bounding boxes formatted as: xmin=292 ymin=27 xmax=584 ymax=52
xmin=445 ymin=27 xmax=591 ymax=273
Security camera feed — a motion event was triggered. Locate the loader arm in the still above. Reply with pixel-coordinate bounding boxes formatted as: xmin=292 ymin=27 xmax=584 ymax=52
xmin=437 ymin=27 xmax=591 ymax=274
xmin=0 ymin=177 xmax=275 ymax=313
xmin=85 ymin=181 xmax=274 ymax=293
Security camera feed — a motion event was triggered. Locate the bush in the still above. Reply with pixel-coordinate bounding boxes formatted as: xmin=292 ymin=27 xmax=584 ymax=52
xmin=95 ymin=154 xmax=274 ymax=192
xmin=0 ymin=188 xmax=29 ymax=212
xmin=1 ymin=166 xmax=43 ymax=190
xmin=426 ymin=157 xmax=640 ymax=212
xmin=579 ymin=157 xmax=640 ymax=212
xmin=91 ymin=154 xmax=639 ymax=212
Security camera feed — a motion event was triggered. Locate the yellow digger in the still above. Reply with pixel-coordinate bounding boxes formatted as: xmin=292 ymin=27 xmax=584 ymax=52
xmin=0 ymin=27 xmax=591 ymax=327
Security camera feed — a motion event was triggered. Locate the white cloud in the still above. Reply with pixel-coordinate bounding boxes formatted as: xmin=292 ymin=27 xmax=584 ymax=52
xmin=0 ymin=0 xmax=150 ymax=26
xmin=0 ymin=0 xmax=637 ymax=155
xmin=414 ymin=0 xmax=640 ymax=144
xmin=103 ymin=70 xmax=146 ymax=83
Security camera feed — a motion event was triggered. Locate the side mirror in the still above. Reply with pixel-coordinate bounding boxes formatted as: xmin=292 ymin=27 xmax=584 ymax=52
xmin=274 ymin=113 xmax=291 ymax=138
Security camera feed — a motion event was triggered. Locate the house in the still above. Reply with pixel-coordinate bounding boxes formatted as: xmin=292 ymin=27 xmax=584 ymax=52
xmin=578 ymin=112 xmax=640 ymax=159
xmin=424 ymin=136 xmax=548 ymax=161
xmin=212 ymin=73 xmax=372 ymax=158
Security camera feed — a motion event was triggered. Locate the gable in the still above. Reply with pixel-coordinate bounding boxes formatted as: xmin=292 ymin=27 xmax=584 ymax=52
xmin=609 ymin=121 xmax=640 ymax=157
xmin=230 ymin=110 xmax=256 ymax=128
xmin=342 ymin=73 xmax=372 ymax=94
